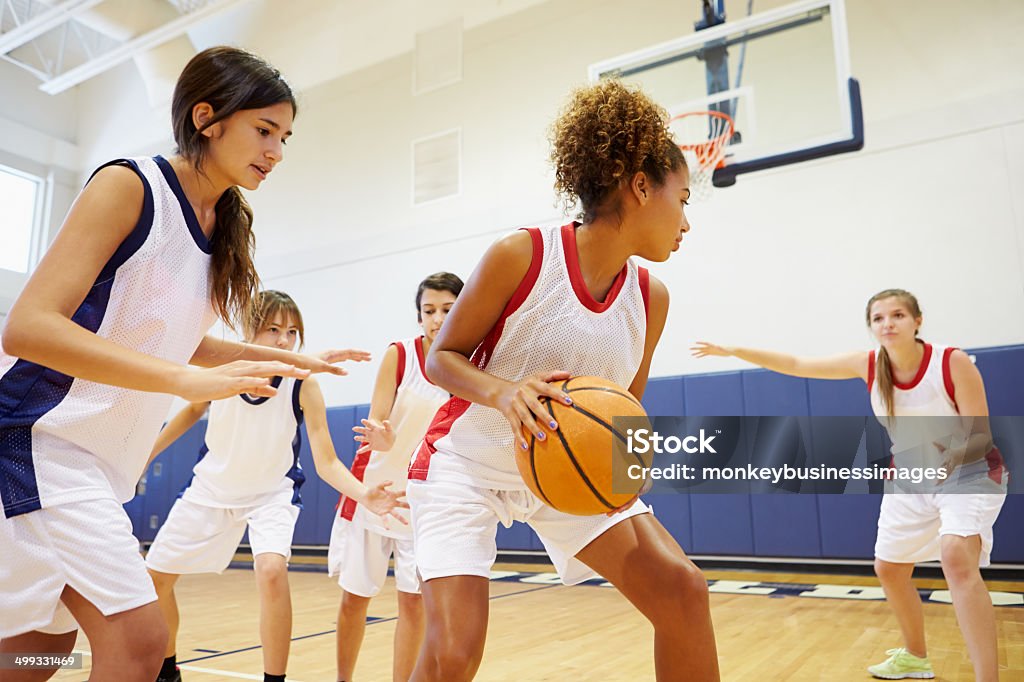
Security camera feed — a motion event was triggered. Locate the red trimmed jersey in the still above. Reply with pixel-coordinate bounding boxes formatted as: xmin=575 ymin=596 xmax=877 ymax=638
xmin=868 ymin=342 xmax=1006 ymax=484
xmin=340 ymin=336 xmax=449 ymax=536
xmin=409 ymin=222 xmax=650 ymax=490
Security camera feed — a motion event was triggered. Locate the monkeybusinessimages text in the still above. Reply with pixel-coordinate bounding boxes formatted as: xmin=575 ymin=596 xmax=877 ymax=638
xmin=624 ymin=428 xmax=950 ymax=486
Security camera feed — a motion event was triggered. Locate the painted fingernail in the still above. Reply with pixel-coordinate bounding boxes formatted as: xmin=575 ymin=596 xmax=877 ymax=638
xmin=521 ymin=442 xmax=529 ymax=450
xmin=549 ymin=421 xmax=558 ymax=429
xmin=564 ymin=395 xmax=573 ymax=404
xmin=537 ymin=431 xmax=546 ymax=440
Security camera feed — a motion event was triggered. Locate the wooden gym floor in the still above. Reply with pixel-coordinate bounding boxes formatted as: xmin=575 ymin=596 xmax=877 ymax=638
xmin=52 ymin=559 xmax=1024 ymax=681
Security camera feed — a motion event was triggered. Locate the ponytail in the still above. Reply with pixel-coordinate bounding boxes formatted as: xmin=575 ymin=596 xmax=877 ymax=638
xmin=209 ymin=186 xmax=259 ymax=327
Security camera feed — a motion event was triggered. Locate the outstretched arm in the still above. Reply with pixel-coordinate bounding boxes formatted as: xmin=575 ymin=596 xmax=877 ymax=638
xmin=191 ymin=335 xmax=370 ymax=376
xmin=692 ymin=342 xmax=869 ymax=382
xmin=300 ymin=377 xmax=408 ymax=522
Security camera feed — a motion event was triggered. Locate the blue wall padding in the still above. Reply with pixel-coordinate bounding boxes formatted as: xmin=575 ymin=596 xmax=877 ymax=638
xmin=132 ymin=344 xmax=1024 ymax=562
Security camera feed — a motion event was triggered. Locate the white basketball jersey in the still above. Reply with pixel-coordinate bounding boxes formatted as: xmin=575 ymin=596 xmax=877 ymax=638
xmin=869 ymin=343 xmax=958 ymax=420
xmin=340 ymin=336 xmax=449 ymax=537
xmin=869 ymin=342 xmax=1006 ymax=485
xmin=183 ymin=377 xmax=305 ymax=508
xmin=0 ymin=156 xmax=216 ymax=518
xmin=410 ymin=223 xmax=650 ymax=490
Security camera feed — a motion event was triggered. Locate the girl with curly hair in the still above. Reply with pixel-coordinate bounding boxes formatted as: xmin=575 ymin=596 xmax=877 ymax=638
xmin=404 ymin=79 xmax=720 ymax=681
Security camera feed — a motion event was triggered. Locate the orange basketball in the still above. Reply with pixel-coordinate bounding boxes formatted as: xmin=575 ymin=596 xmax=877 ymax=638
xmin=515 ymin=375 xmax=652 ymax=516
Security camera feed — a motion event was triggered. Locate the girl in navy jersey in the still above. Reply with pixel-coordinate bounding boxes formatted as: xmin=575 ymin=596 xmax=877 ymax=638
xmin=0 ymin=47 xmax=362 ymax=682
xmin=146 ymin=291 xmax=406 ymax=682
xmin=405 ymin=80 xmax=720 ymax=682
xmin=693 ymin=288 xmax=1007 ymax=682
xmin=330 ymin=272 xmax=463 ymax=682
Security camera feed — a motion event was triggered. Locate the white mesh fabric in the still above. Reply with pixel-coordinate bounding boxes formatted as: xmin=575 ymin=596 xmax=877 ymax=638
xmin=870 ymin=344 xmax=957 ymax=419
xmin=186 ymin=377 xmax=301 ymax=508
xmin=871 ymin=343 xmax=971 ymax=484
xmin=351 ymin=337 xmax=448 ymax=537
xmin=425 ymin=224 xmax=647 ymax=489
xmin=363 ymin=337 xmax=449 ymax=492
xmin=4 ymin=156 xmax=216 ymax=510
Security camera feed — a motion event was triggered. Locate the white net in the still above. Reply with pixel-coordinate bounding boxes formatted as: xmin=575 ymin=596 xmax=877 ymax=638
xmin=670 ymin=111 xmax=734 ymax=202
xmin=681 ymin=149 xmax=714 ymax=202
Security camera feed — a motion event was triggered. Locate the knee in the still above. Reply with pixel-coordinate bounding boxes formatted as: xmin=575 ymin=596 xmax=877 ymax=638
xmin=682 ymin=563 xmax=711 ymax=609
xmin=398 ymin=592 xmax=424 ymax=618
xmin=340 ymin=592 xmax=370 ymax=618
xmin=121 ymin=619 xmax=168 ymax=669
xmin=874 ymin=558 xmax=908 ymax=584
xmin=255 ymin=562 xmax=289 ymax=594
xmin=137 ymin=618 xmax=168 ymax=654
xmin=940 ymin=544 xmax=980 ymax=587
xmin=643 ymin=559 xmax=710 ymax=624
xmin=420 ymin=641 xmax=481 ymax=682
xmin=874 ymin=558 xmax=894 ymax=580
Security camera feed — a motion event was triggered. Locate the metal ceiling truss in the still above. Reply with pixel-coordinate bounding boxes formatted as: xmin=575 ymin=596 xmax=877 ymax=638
xmin=0 ymin=0 xmax=251 ymax=94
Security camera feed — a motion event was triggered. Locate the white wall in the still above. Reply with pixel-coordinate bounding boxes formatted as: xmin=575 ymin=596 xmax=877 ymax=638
xmin=0 ymin=61 xmax=82 ymax=314
xmin=260 ymin=0 xmax=1024 ymax=405
xmin=15 ymin=0 xmax=1024 ymax=407
xmin=0 ymin=58 xmax=78 ymax=142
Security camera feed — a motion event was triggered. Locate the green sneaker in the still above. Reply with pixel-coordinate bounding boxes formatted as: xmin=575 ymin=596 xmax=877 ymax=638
xmin=867 ymin=648 xmax=935 ymax=679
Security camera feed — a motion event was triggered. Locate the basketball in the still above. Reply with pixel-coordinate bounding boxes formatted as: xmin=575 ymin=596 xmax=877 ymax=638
xmin=515 ymin=375 xmax=653 ymax=516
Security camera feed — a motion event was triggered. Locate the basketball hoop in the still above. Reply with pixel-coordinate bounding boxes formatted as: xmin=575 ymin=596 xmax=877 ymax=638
xmin=669 ymin=110 xmax=734 ymax=201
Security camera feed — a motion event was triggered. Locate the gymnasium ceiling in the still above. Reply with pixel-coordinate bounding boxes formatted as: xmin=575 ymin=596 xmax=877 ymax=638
xmin=0 ymin=0 xmax=552 ymax=96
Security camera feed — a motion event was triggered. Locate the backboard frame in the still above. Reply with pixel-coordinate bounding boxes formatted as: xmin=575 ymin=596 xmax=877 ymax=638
xmin=588 ymin=0 xmax=864 ymax=187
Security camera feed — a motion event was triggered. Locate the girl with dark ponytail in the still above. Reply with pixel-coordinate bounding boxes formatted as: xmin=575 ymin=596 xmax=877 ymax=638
xmin=0 ymin=47 xmax=366 ymax=681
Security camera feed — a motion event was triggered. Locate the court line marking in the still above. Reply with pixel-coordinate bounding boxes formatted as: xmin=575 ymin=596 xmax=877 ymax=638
xmin=72 ymin=650 xmax=307 ymax=682
xmin=164 ymin=584 xmax=560 ymax=668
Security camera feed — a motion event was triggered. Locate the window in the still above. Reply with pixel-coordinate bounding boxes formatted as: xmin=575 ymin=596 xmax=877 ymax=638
xmin=0 ymin=164 xmax=42 ymax=274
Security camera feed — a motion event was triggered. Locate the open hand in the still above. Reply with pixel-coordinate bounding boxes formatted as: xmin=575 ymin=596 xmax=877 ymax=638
xmin=690 ymin=341 xmax=732 ymax=358
xmin=362 ymin=481 xmax=410 ymax=525
xmin=175 ymin=361 xmax=309 ymax=402
xmin=353 ymin=418 xmax=395 ymax=453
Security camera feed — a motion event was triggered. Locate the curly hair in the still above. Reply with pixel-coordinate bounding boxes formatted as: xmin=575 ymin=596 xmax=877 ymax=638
xmin=549 ymin=79 xmax=686 ymax=223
